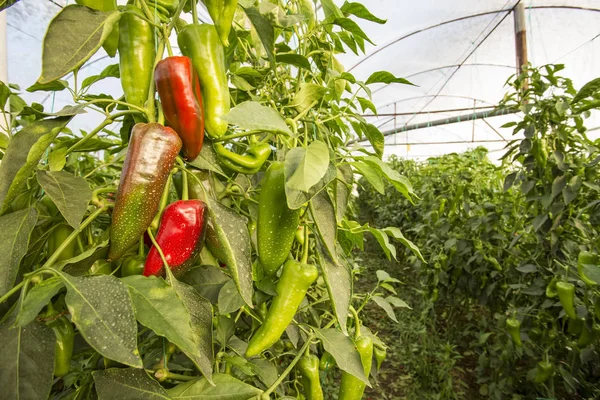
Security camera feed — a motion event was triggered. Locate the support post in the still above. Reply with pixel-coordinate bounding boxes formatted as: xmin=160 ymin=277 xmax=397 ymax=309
xmin=514 ymin=3 xmax=528 ymax=74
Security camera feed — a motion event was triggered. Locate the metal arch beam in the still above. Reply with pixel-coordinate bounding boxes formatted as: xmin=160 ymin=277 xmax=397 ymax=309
xmin=377 ymin=94 xmax=497 ymax=110
xmin=349 ymin=5 xmax=600 ymax=72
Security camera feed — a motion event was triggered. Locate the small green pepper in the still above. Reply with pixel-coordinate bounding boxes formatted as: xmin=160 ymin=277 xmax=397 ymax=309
xmin=533 ymin=360 xmax=553 ymax=383
xmin=578 ymin=251 xmax=599 ymax=286
xmin=297 ymin=354 xmax=324 ymax=400
xmin=546 ymin=277 xmax=558 ymax=298
xmin=338 ymin=335 xmax=373 ymax=400
xmin=556 ymin=281 xmax=577 ymax=319
xmin=121 ymin=255 xmax=145 ymax=277
xmin=213 ymin=142 xmax=271 ymax=175
xmin=506 ymin=318 xmax=522 ymax=347
xmin=319 ymin=352 xmax=336 ymax=371
xmin=374 ymin=346 xmax=386 ymax=372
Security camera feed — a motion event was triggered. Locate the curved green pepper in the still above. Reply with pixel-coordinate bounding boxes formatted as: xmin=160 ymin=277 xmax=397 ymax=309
xmin=556 ymin=281 xmax=577 ymax=319
xmin=297 ymin=354 xmax=324 ymax=400
xmin=178 ymin=24 xmax=230 ymax=139
xmin=319 ymin=351 xmax=336 ymax=371
xmin=48 ymin=223 xmax=78 ymax=262
xmin=374 ymin=346 xmax=386 ymax=372
xmin=578 ymin=251 xmax=599 ymax=286
xmin=74 ymin=0 xmax=119 ymax=57
xmin=506 ymin=318 xmax=522 ymax=347
xmin=47 ymin=314 xmax=75 ymax=378
xmin=338 ymin=335 xmax=373 ymax=400
xmin=203 ymin=0 xmax=238 ymax=46
xmin=118 ymin=5 xmax=156 ymax=115
xmin=533 ymin=360 xmax=552 ymax=383
xmin=546 ymin=277 xmax=558 ymax=298
xmin=245 ymin=260 xmax=318 ymax=357
xmin=214 ymin=142 xmax=271 ymax=174
xmin=257 ymin=162 xmax=301 ymax=275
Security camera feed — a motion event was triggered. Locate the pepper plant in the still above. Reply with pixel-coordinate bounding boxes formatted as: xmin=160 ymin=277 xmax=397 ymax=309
xmin=0 ymin=0 xmax=418 ymax=399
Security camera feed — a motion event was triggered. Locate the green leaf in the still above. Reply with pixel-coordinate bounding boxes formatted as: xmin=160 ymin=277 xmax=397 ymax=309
xmin=0 ymin=208 xmax=38 ymax=297
xmin=243 ymin=6 xmax=275 ymax=65
xmin=386 ymin=296 xmax=411 ymax=309
xmin=573 ymin=77 xmax=600 ymax=103
xmin=365 ymin=71 xmax=415 ymax=86
xmin=285 ymin=140 xmax=330 ymax=192
xmin=0 ymin=0 xmax=20 ymax=13
xmin=314 ymin=328 xmax=370 ymax=385
xmin=218 ymin=279 xmax=245 ymax=314
xmin=59 ymin=272 xmax=142 ymax=368
xmin=357 ymin=97 xmax=377 ymax=114
xmin=285 ymin=162 xmax=336 ymax=210
xmin=371 ymin=296 xmax=397 ymax=322
xmin=383 ymin=227 xmax=425 ymax=262
xmin=310 ymin=190 xmax=338 ymax=263
xmin=369 ymin=228 xmax=395 ymax=260
xmin=0 ymin=314 xmax=55 ymax=400
xmin=290 ymin=83 xmax=328 ymax=112
xmin=362 ymin=123 xmax=384 ymax=158
xmin=121 ymin=275 xmax=203 ymax=371
xmin=81 ymin=63 xmax=120 ymax=90
xmin=351 ymin=161 xmax=385 ymax=194
xmin=582 ymin=264 xmax=600 ymax=285
xmin=276 ymin=53 xmax=312 ymax=70
xmin=0 ymin=81 xmax=10 ymax=110
xmin=26 ymin=80 xmax=69 ymax=93
xmin=36 ymin=170 xmax=92 ymax=229
xmin=14 ymin=277 xmax=64 ymax=327
xmin=168 ymin=277 xmax=214 ymax=383
xmin=93 ymin=368 xmax=170 ymax=400
xmin=205 ymin=201 xmax=253 ymax=306
xmin=0 ymin=117 xmax=72 ymax=214
xmin=58 ymin=238 xmax=109 ymax=276
xmin=335 ymin=163 xmax=353 ymax=222
xmin=360 ymin=156 xmax=415 ymax=201
xmin=168 ymin=374 xmax=262 ymax=399
xmin=182 ymin=265 xmax=229 ymax=304
xmin=48 ymin=147 xmax=68 ymax=171
xmin=188 ymin=139 xmax=227 ymax=176
xmin=320 ymin=0 xmax=344 ymax=18
xmin=332 ymin=18 xmax=374 ymax=45
xmin=316 ymin=242 xmax=351 ymax=335
xmin=221 ymin=101 xmax=292 ymax=135
xmin=551 ymin=175 xmax=567 ymax=199
xmin=340 ymin=1 xmax=386 ymax=24
xmin=38 ymin=5 xmax=121 ymax=84
xmin=230 ymin=75 xmax=256 ymax=91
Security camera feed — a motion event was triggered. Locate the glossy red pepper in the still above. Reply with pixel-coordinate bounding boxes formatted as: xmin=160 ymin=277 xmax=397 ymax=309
xmin=143 ymin=200 xmax=208 ymax=277
xmin=108 ymin=123 xmax=182 ymax=260
xmin=154 ymin=56 xmax=205 ymax=160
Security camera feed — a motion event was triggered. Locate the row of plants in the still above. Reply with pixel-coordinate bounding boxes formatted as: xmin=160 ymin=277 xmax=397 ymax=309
xmin=358 ymin=65 xmax=600 ymax=399
xmin=0 ymin=0 xmax=418 ymax=399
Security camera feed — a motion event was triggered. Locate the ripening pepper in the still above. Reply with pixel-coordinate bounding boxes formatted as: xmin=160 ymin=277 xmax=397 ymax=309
xmin=578 ymin=251 xmax=599 ymax=286
xmin=119 ymin=6 xmax=156 ymax=115
xmin=155 ymin=56 xmax=205 ymax=160
xmin=338 ymin=335 xmax=373 ymax=400
xmin=533 ymin=360 xmax=553 ymax=383
xmin=245 ymin=260 xmax=318 ymax=357
xmin=109 ymin=123 xmax=182 ymax=260
xmin=506 ymin=317 xmax=522 ymax=347
xmin=203 ymin=0 xmax=238 ymax=46
xmin=374 ymin=346 xmax=386 ymax=372
xmin=556 ymin=281 xmax=577 ymax=319
xmin=319 ymin=351 xmax=336 ymax=371
xmin=75 ymin=0 xmax=119 ymax=57
xmin=257 ymin=162 xmax=301 ymax=275
xmin=121 ymin=255 xmax=145 ymax=277
xmin=297 ymin=354 xmax=324 ymax=400
xmin=144 ymin=200 xmax=208 ymax=277
xmin=46 ymin=310 xmax=75 ymax=378
xmin=48 ymin=223 xmax=78 ymax=262
xmin=213 ymin=142 xmax=271 ymax=175
xmin=178 ymin=24 xmax=230 ymax=139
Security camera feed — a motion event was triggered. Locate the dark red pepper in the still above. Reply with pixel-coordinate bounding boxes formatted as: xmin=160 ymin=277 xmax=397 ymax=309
xmin=154 ymin=56 xmax=205 ymax=161
xmin=108 ymin=123 xmax=182 ymax=260
xmin=143 ymin=200 xmax=208 ymax=276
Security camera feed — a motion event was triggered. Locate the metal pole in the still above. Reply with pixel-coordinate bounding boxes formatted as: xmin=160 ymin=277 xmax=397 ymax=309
xmin=0 ymin=10 xmax=7 ymax=132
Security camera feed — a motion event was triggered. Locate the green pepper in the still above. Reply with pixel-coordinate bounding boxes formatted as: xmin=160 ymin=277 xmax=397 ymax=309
xmin=46 ymin=306 xmax=75 ymax=378
xmin=257 ymin=162 xmax=301 ymax=276
xmin=75 ymin=0 xmax=119 ymax=57
xmin=47 ymin=223 xmax=78 ymax=262
xmin=245 ymin=260 xmax=318 ymax=357
xmin=533 ymin=360 xmax=552 ymax=383
xmin=556 ymin=281 xmax=577 ymax=319
xmin=431 ymin=288 xmax=439 ymax=302
xmin=118 ymin=5 xmax=156 ymax=116
xmin=214 ymin=142 xmax=271 ymax=175
xmin=374 ymin=346 xmax=386 ymax=372
xmin=506 ymin=318 xmax=522 ymax=347
xmin=577 ymin=323 xmax=597 ymax=347
xmin=546 ymin=277 xmax=558 ymax=298
xmin=108 ymin=123 xmax=182 ymax=260
xmin=121 ymin=255 xmax=145 ymax=277
xmin=297 ymin=353 xmax=323 ymax=400
xmin=338 ymin=335 xmax=373 ymax=400
xmin=203 ymin=0 xmax=238 ymax=46
xmin=178 ymin=24 xmax=230 ymax=139
xmin=148 ymin=0 xmax=179 ymax=17
xmin=578 ymin=251 xmax=599 ymax=286
xmin=531 ymin=139 xmax=548 ymax=168
xmin=529 ymin=327 xmax=543 ymax=342
xmin=319 ymin=351 xmax=336 ymax=371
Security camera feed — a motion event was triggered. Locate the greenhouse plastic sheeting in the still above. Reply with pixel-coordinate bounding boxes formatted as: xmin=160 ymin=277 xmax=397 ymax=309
xmin=4 ymin=0 xmax=600 ymax=160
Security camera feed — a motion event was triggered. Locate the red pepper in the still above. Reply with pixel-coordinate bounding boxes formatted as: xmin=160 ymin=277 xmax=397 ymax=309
xmin=143 ymin=200 xmax=208 ymax=276
xmin=154 ymin=56 xmax=205 ymax=161
xmin=108 ymin=123 xmax=182 ymax=260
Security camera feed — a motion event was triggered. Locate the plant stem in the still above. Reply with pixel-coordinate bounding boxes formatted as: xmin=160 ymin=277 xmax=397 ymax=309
xmin=263 ymin=333 xmax=314 ymax=396
xmin=191 ymin=0 xmax=198 ymax=25
xmin=147 ymin=228 xmax=170 ymax=271
xmin=0 ymin=280 xmax=26 ymax=306
xmin=146 ymin=40 xmax=166 ymax=122
xmin=66 ymin=118 xmax=113 ymax=155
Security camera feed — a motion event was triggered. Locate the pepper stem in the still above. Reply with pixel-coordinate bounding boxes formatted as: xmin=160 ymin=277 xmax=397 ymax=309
xmin=263 ymin=333 xmax=315 ymax=396
xmin=147 ymin=228 xmax=170 ymax=271
xmin=182 ymin=170 xmax=189 ymax=201
xmin=191 ymin=0 xmax=199 ymax=25
xmin=301 ymin=225 xmax=309 ymax=264
xmin=139 ymin=235 xmax=145 ymax=257
xmin=350 ymin=306 xmax=361 ymax=338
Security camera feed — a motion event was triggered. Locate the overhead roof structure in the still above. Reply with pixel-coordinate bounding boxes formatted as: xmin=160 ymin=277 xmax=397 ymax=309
xmin=4 ymin=0 xmax=600 ymax=160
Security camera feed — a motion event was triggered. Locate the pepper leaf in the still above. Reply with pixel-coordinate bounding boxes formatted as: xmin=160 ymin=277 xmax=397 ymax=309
xmin=285 ymin=162 xmax=336 ymax=210
xmin=93 ymin=368 xmax=170 ymax=400
xmin=0 ymin=313 xmax=55 ymax=400
xmin=14 ymin=277 xmax=65 ymax=327
xmin=365 ymin=71 xmax=415 ymax=86
xmin=221 ymin=101 xmax=292 ymax=135
xmin=285 ymin=140 xmax=330 ymax=192
xmin=243 ymin=6 xmax=275 ymax=65
xmin=314 ymin=328 xmax=371 ymax=386
xmin=58 ymin=272 xmax=143 ymax=368
xmin=168 ymin=374 xmax=262 ymax=399
xmin=36 ymin=170 xmax=92 ymax=230
xmin=289 ymin=83 xmax=328 ymax=112
xmin=38 ymin=5 xmax=121 ymax=84
xmin=0 ymin=208 xmax=38 ymax=297
xmin=316 ymin=242 xmax=351 ymax=335
xmin=310 ymin=190 xmax=338 ymax=263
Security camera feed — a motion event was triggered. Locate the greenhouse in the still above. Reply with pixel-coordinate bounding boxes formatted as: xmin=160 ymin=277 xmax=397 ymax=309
xmin=1 ymin=0 xmax=600 ymax=398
